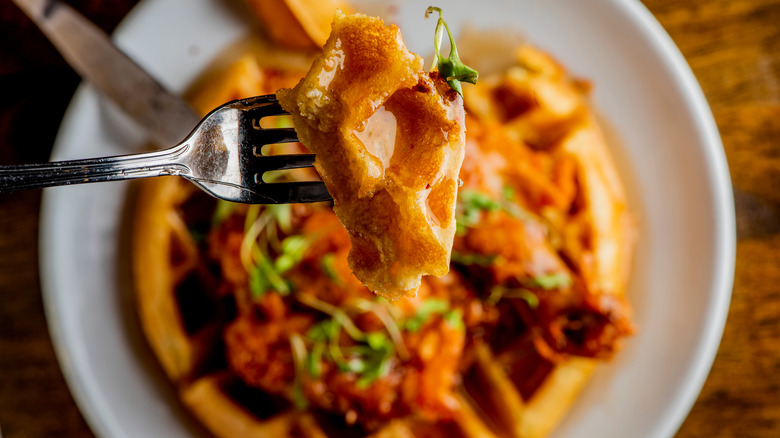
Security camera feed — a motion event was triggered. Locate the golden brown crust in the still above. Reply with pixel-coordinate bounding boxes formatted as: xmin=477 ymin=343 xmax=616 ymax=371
xmin=181 ymin=372 xmax=297 ymax=438
xmin=133 ymin=177 xmax=220 ymax=382
xmin=557 ymin=117 xmax=636 ymax=296
xmin=470 ymin=343 xmax=597 ymax=438
xmin=278 ymin=12 xmax=466 ymax=300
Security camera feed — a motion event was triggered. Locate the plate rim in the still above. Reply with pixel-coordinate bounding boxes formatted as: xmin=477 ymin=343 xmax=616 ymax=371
xmin=39 ymin=1 xmax=736 ymax=437
xmin=613 ymin=1 xmax=735 ymax=436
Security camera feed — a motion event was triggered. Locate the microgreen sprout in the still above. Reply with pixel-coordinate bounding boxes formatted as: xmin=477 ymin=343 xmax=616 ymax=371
xmin=356 ymin=340 xmax=394 ymax=389
xmin=502 ymin=186 xmax=516 ymax=202
xmin=455 ymin=188 xmax=533 ymax=235
xmin=353 ymin=298 xmax=409 ymax=359
xmin=266 ymin=204 xmax=292 ymax=234
xmin=321 ymin=253 xmax=342 ymax=285
xmin=238 ymin=203 xmax=312 ymax=299
xmin=307 ymin=341 xmax=325 ymax=378
xmin=443 ymin=308 xmax=465 ymax=331
xmin=455 ymin=189 xmax=501 ymax=235
xmin=485 ymin=273 xmax=570 ymax=308
xmin=450 ymin=250 xmax=499 ymax=267
xmin=298 ymin=294 xmax=398 ymax=388
xmin=247 ymin=244 xmax=292 ymax=297
xmin=404 ymin=298 xmax=464 ymax=332
xmin=525 ymin=272 xmax=572 ymax=290
xmin=292 ymin=293 xmax=469 ymax=396
xmin=289 ymin=333 xmax=309 ymax=410
xmin=275 ymin=235 xmax=310 ymax=273
xmin=487 ymin=285 xmax=540 ymax=308
xmin=211 ymin=199 xmax=237 ymax=226
xmin=425 ymin=6 xmax=478 ymax=95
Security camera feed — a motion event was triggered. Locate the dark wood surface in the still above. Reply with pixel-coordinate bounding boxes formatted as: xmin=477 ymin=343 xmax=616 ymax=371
xmin=0 ymin=0 xmax=778 ymax=437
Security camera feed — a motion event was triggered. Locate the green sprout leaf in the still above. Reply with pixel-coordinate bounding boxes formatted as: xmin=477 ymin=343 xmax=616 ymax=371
xmin=248 ymin=264 xmax=269 ymax=298
xmin=275 ymin=235 xmax=309 ymax=274
xmin=307 ymin=342 xmax=325 ymax=379
xmin=251 ymin=253 xmax=291 ymax=296
xmin=280 ymin=234 xmax=308 ymax=257
xmin=304 ymin=316 xmax=396 ymax=388
xmin=355 ymin=338 xmax=395 ymax=388
xmin=404 ymin=298 xmax=450 ymax=332
xmin=443 ymin=309 xmax=465 ymax=331
xmin=289 ymin=333 xmax=309 ymax=410
xmin=274 ymin=254 xmax=295 ymax=274
xmin=425 ymin=6 xmax=479 ymax=95
xmin=340 ymin=357 xmax=368 ymax=373
xmin=296 ymin=295 xmax=404 ymax=389
xmin=487 ymin=285 xmax=540 ymax=308
xmin=321 ymin=253 xmax=342 ymax=285
xmin=211 ymin=199 xmax=237 ymax=226
xmin=502 ymin=186 xmax=516 ymax=201
xmin=525 ymin=273 xmax=572 ymax=290
xmin=265 ymin=204 xmax=292 ymax=234
xmin=306 ymin=319 xmax=335 ymax=342
xmin=241 ymin=203 xmax=306 ymax=299
xmin=455 ymin=188 xmax=533 ymax=235
xmin=460 ymin=190 xmax=502 ymax=211
xmin=450 ymin=250 xmax=499 ymax=267
xmin=455 ymin=189 xmax=501 ymax=235
xmin=366 ymin=331 xmax=389 ymax=350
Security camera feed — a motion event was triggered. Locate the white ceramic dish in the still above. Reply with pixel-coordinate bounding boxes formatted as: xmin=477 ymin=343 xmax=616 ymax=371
xmin=40 ymin=0 xmax=735 ymax=437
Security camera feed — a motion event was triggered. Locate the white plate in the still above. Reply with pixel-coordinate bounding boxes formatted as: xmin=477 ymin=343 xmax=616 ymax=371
xmin=40 ymin=0 xmax=736 ymax=437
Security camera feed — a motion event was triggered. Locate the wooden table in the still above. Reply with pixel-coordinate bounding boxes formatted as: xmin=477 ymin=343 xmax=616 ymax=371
xmin=0 ymin=1 xmax=777 ymax=436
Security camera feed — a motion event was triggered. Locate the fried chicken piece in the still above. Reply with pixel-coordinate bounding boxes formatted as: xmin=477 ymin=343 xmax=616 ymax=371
xmin=278 ymin=12 xmax=466 ymax=300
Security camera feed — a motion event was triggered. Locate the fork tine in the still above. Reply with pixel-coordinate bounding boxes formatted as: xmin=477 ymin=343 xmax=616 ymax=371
xmin=238 ymin=94 xmax=289 ymax=122
xmin=225 ymin=95 xmax=329 ymax=204
xmin=254 ymin=154 xmax=316 ymax=174
xmin=235 ymin=94 xmax=282 ymax=109
xmin=247 ymin=127 xmax=299 ymax=147
xmin=243 ymin=101 xmax=288 ymax=119
xmin=236 ymin=96 xmax=299 ymax=150
xmin=259 ymin=181 xmax=332 ymax=204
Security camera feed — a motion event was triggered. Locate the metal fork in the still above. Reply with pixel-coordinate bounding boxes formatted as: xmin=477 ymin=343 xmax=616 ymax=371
xmin=6 ymin=0 xmax=330 ymax=204
xmin=0 ymin=95 xmax=331 ymax=204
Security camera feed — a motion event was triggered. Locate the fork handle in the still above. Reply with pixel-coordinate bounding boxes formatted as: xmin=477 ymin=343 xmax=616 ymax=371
xmin=0 ymin=145 xmax=189 ymax=193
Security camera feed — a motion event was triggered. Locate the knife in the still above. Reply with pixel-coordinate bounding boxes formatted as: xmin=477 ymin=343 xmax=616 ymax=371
xmin=11 ymin=0 xmax=201 ymax=147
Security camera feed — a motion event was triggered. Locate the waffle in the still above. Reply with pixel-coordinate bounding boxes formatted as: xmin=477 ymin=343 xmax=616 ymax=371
xmin=133 ymin=15 xmax=635 ymax=438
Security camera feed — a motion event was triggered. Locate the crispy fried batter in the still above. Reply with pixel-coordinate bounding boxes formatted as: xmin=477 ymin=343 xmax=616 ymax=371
xmin=278 ymin=12 xmax=466 ymax=300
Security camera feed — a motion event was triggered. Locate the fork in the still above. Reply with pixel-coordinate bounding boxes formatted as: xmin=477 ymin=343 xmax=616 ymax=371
xmin=0 ymin=95 xmax=331 ymax=204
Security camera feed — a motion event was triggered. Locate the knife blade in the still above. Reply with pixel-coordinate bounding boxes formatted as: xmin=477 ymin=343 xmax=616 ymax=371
xmin=12 ymin=0 xmax=201 ymax=147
